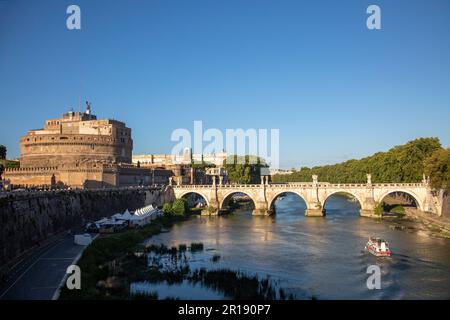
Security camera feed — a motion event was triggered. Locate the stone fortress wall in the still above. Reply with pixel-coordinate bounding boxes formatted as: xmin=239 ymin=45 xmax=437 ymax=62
xmin=19 ymin=133 xmax=132 ymax=167
xmin=4 ymin=164 xmax=163 ymax=189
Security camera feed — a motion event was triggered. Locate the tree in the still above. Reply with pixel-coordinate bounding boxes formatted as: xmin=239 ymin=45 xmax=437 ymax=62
xmin=5 ymin=161 xmax=19 ymax=169
xmin=224 ymin=155 xmax=268 ymax=184
xmin=424 ymin=148 xmax=450 ymax=190
xmin=191 ymin=161 xmax=215 ymax=170
xmin=0 ymin=145 xmax=6 ymax=160
xmin=272 ymin=138 xmax=442 ymax=184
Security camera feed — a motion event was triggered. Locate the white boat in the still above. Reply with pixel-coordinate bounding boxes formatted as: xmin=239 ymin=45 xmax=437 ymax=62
xmin=365 ymin=237 xmax=392 ymax=257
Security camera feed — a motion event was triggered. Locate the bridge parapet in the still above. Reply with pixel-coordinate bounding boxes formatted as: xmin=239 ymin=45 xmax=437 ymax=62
xmin=173 ymin=182 xmax=427 ymax=189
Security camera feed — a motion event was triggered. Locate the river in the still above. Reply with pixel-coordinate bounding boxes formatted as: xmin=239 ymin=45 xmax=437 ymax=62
xmin=135 ymin=193 xmax=450 ymax=299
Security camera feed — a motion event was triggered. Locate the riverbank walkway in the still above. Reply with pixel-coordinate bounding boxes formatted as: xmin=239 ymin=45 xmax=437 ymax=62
xmin=405 ymin=208 xmax=450 ymax=232
xmin=0 ymin=234 xmax=88 ymax=300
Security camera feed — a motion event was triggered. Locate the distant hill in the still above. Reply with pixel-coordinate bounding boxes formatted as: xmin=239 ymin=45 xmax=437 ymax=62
xmin=272 ymin=138 xmax=442 ymax=184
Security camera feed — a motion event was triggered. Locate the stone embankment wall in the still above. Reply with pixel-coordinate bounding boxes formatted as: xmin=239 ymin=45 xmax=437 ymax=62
xmin=0 ymin=186 xmax=175 ymax=270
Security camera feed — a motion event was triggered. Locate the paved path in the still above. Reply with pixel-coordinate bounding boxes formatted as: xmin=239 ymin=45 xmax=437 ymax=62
xmin=405 ymin=208 xmax=450 ymax=229
xmin=0 ymin=235 xmax=87 ymax=300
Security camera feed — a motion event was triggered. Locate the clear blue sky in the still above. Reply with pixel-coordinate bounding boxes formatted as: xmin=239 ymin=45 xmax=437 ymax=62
xmin=1 ymin=0 xmax=449 ymax=168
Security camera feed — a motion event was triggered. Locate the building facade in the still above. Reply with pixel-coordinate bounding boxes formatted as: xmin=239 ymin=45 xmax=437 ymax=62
xmin=133 ymin=148 xmax=227 ymax=167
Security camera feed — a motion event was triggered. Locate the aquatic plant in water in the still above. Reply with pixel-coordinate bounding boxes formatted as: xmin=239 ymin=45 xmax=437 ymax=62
xmin=190 ymin=242 xmax=204 ymax=252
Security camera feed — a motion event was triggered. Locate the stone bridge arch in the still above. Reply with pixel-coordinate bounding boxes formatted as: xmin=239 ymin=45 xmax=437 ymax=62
xmin=218 ymin=190 xmax=258 ymax=211
xmin=267 ymin=191 xmax=309 ymax=213
xmin=320 ymin=190 xmax=364 ymax=208
xmin=175 ymin=190 xmax=211 ymax=207
xmin=375 ymin=188 xmax=425 ymax=211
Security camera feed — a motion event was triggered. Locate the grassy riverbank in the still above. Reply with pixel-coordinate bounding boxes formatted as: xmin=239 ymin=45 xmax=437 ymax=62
xmin=59 ymin=214 xmax=189 ymax=299
xmin=59 ymin=207 xmax=298 ymax=300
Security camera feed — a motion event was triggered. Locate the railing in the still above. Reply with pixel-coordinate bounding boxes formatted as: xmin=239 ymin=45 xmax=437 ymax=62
xmin=372 ymin=183 xmax=424 ymax=187
xmin=0 ymin=185 xmax=163 ymax=199
xmin=265 ymin=183 xmax=315 ymax=188
xmin=173 ymin=182 xmax=427 ymax=189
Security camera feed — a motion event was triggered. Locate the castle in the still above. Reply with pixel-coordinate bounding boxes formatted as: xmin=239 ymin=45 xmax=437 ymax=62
xmin=19 ymin=103 xmax=132 ymax=167
xmin=3 ymin=104 xmax=170 ymax=188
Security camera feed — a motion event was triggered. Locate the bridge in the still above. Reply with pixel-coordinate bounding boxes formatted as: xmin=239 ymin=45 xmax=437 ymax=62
xmin=172 ymin=175 xmax=444 ymax=217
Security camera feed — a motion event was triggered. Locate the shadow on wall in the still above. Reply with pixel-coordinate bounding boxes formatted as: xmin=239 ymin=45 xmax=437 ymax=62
xmin=83 ymin=180 xmax=115 ymax=189
xmin=443 ymin=190 xmax=450 ymax=217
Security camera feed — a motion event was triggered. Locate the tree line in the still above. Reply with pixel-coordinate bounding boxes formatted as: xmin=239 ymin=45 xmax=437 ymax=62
xmin=272 ymin=137 xmax=450 ymax=190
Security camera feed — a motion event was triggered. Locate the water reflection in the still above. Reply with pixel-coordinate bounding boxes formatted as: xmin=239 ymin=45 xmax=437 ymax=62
xmin=131 ymin=281 xmax=226 ymax=300
xmin=143 ymin=193 xmax=450 ymax=299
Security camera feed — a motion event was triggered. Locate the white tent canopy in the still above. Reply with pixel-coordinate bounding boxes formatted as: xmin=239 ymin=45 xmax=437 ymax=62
xmin=134 ymin=204 xmax=156 ymax=216
xmin=128 ymin=204 xmax=162 ymax=226
xmin=122 ymin=209 xmax=133 ymax=220
xmin=112 ymin=213 xmax=123 ymax=220
xmin=93 ymin=205 xmax=162 ymax=229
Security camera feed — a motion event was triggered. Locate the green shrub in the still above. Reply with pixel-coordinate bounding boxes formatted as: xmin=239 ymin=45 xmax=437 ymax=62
xmin=207 ymin=206 xmax=217 ymax=214
xmin=162 ymin=202 xmax=173 ymax=215
xmin=374 ymin=203 xmax=384 ymax=216
xmin=172 ymin=198 xmax=188 ymax=216
xmin=390 ymin=205 xmax=405 ymax=214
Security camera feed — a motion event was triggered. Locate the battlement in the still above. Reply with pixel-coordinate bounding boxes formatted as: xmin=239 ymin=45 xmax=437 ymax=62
xmin=20 ymin=134 xmax=131 ymax=146
xmin=5 ymin=166 xmax=59 ymax=173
